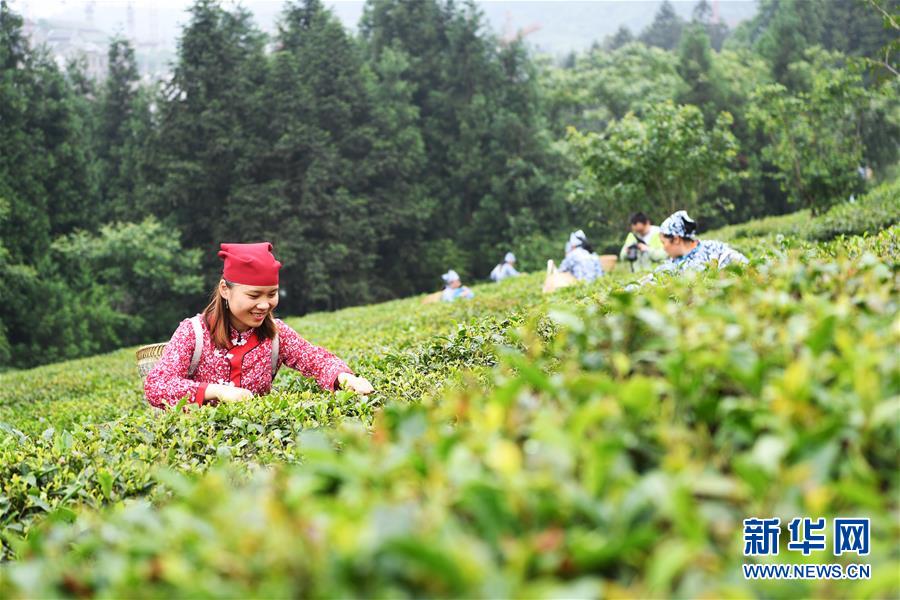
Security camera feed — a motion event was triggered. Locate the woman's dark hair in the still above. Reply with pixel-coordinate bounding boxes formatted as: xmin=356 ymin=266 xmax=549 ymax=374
xmin=683 ymin=218 xmax=698 ymax=238
xmin=202 ymin=279 xmax=277 ymax=349
xmin=630 ymin=212 xmax=650 ymax=225
xmin=575 ymin=233 xmax=594 ymax=253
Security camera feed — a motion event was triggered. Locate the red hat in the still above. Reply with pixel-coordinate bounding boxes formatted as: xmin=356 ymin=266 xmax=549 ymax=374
xmin=218 ymin=242 xmax=282 ymax=286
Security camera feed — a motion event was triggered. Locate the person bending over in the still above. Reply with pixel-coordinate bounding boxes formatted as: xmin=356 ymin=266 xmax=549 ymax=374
xmin=655 ymin=210 xmax=748 ymax=274
xmin=144 ymin=242 xmax=373 ymax=409
xmin=490 ymin=252 xmax=520 ymax=282
xmin=559 ymin=230 xmax=604 ymax=282
xmin=441 ymin=269 xmax=475 ymax=302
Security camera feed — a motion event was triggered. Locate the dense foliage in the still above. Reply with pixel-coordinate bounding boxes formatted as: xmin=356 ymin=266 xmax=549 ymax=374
xmin=567 ymin=101 xmax=740 ymax=227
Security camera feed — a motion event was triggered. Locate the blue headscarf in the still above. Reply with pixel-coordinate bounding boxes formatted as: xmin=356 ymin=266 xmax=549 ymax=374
xmin=659 ymin=211 xmax=698 ymax=240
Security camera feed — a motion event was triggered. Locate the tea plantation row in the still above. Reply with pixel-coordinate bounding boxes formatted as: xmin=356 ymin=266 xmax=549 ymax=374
xmin=0 ymin=271 xmax=621 ymax=558
xmin=0 ymin=271 xmax=573 ymax=436
xmin=708 ymin=179 xmax=900 ymax=249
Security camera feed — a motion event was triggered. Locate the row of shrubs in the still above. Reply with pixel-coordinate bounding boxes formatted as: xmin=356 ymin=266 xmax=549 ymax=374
xmin=0 ymin=270 xmax=571 ymax=437
xmin=2 ymin=225 xmax=897 ymax=597
xmin=0 ymin=270 xmax=617 ymax=558
xmin=709 ymin=178 xmax=900 ymax=243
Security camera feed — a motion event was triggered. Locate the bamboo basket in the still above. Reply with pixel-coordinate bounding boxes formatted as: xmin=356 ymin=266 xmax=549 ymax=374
xmin=421 ymin=290 xmax=443 ymax=305
xmin=599 ymin=254 xmax=618 ymax=273
xmin=543 ymin=260 xmax=578 ymax=293
xmin=136 ymin=343 xmax=167 ymax=379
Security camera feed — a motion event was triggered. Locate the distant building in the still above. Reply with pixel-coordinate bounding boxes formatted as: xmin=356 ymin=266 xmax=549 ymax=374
xmin=24 ymin=18 xmax=109 ymax=80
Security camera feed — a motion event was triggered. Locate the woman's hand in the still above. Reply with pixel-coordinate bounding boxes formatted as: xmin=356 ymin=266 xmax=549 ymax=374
xmin=208 ymin=384 xmax=254 ymax=403
xmin=337 ymin=372 xmax=374 ymax=395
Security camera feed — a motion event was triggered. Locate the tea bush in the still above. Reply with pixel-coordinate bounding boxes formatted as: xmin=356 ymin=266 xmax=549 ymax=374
xmin=807 ymin=181 xmax=900 ymax=241
xmin=709 ymin=178 xmax=900 ymax=245
xmin=0 ymin=273 xmax=620 ymax=556
xmin=0 ymin=271 xmax=588 ymax=436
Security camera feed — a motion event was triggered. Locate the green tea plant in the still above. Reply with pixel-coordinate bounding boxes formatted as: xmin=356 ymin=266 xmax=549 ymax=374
xmin=0 ymin=271 xmax=573 ymax=436
xmin=709 ymin=178 xmax=899 ymax=244
xmin=0 ymin=274 xmax=620 ymax=556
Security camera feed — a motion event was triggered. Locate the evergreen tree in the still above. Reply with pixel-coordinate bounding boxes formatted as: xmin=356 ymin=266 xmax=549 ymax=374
xmin=462 ymin=38 xmax=569 ymax=268
xmin=254 ymin=0 xmax=380 ymax=312
xmin=692 ymin=0 xmax=729 ymax=50
xmin=364 ymin=46 xmax=431 ymax=299
xmin=98 ymin=37 xmax=148 ymax=222
xmin=752 ymin=0 xmax=825 ymax=87
xmin=0 ymin=196 xmax=12 ymax=365
xmin=0 ymin=1 xmax=98 ymax=260
xmin=605 ymin=25 xmax=634 ymax=51
xmin=677 ymin=22 xmax=718 ymax=123
xmin=0 ymin=1 xmax=124 ymax=368
xmin=143 ymin=0 xmax=268 ymax=280
xmin=640 ymin=0 xmax=685 ymax=51
xmin=361 ymin=0 xmax=569 ymax=280
xmin=3 ymin=7 xmax=95 ymax=259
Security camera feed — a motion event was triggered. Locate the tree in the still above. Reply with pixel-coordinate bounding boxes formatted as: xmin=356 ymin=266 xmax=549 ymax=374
xmin=861 ymin=0 xmax=899 ymax=82
xmin=0 ymin=1 xmax=99 ymax=262
xmin=461 ymin=39 xmax=570 ymax=269
xmin=817 ymin=0 xmax=899 ymax=75
xmin=540 ymin=42 xmax=686 ymax=135
xmin=567 ymin=101 xmax=740 ymax=235
xmin=749 ymin=51 xmax=870 ymax=213
xmin=0 ymin=196 xmax=11 ymax=366
xmin=364 ymin=46 xmax=431 ymax=299
xmin=752 ymin=0 xmax=824 ymax=87
xmin=142 ymin=0 xmax=268 ymax=279
xmin=640 ymin=0 xmax=685 ymax=51
xmin=0 ymin=0 xmax=105 ymax=369
xmin=709 ymin=49 xmax=784 ymax=223
xmin=605 ymin=25 xmax=634 ymax=51
xmin=252 ymin=0 xmax=381 ymax=312
xmin=677 ymin=23 xmax=717 ymax=123
xmin=361 ymin=0 xmax=569 ymax=281
xmin=692 ymin=0 xmax=729 ymax=50
xmin=98 ymin=37 xmax=148 ymax=222
xmin=50 ymin=217 xmax=204 ymax=344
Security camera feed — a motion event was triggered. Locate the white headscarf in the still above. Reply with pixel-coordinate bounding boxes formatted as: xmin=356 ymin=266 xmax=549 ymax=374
xmin=504 ymin=252 xmax=516 ymax=263
xmin=442 ymin=269 xmax=460 ymax=284
xmin=566 ymin=230 xmax=587 ymax=253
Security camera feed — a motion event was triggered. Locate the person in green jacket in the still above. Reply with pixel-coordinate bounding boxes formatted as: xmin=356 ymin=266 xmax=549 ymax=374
xmin=619 ymin=212 xmax=666 ymax=272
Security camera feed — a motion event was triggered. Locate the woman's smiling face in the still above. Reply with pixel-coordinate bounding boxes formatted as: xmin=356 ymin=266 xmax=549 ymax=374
xmin=220 ymin=280 xmax=279 ymax=331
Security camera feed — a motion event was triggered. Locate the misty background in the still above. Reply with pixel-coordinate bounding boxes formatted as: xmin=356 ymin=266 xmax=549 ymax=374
xmin=12 ymin=0 xmax=757 ymax=78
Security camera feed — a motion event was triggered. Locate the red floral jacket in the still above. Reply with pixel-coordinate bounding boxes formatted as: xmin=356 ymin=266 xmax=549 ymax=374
xmin=144 ymin=315 xmax=352 ymax=409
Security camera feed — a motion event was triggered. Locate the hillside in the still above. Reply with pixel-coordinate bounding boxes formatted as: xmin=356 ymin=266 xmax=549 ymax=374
xmin=0 ymin=181 xmax=898 ymax=598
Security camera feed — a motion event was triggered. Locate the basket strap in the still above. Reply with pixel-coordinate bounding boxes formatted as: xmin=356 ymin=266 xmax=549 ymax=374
xmin=271 ymin=332 xmax=280 ymax=377
xmin=187 ymin=315 xmax=203 ymax=378
xmin=182 ymin=315 xmax=278 ymax=379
